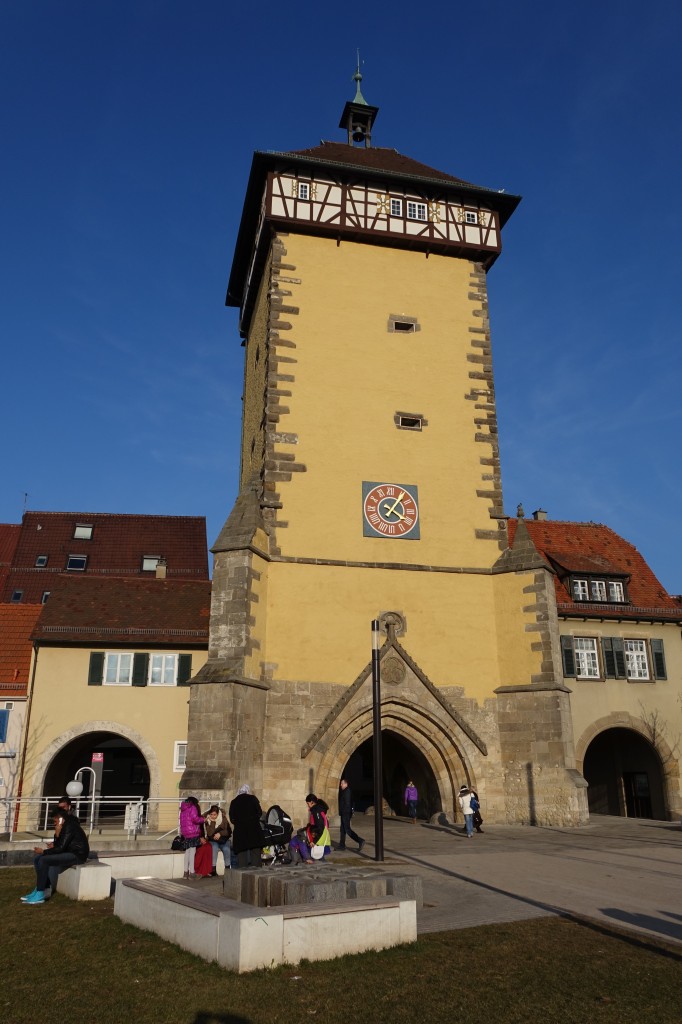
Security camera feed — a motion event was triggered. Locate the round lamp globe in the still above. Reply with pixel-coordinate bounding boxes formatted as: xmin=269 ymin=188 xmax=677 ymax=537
xmin=66 ymin=780 xmax=84 ymax=798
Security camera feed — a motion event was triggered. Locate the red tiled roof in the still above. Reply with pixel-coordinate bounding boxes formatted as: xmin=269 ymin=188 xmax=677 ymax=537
xmin=31 ymin=576 xmax=211 ymax=645
xmin=4 ymin=512 xmax=209 ymax=603
xmin=507 ymin=519 xmax=680 ymax=620
xmin=0 ymin=524 xmax=20 ymax=565
xmin=287 ymin=142 xmax=472 ymax=186
xmin=0 ymin=523 xmax=21 ymax=595
xmin=0 ymin=604 xmax=41 ymax=695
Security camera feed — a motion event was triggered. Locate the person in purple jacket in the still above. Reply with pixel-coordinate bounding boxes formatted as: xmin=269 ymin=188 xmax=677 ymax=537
xmin=404 ymin=781 xmax=419 ymax=823
xmin=179 ymin=796 xmax=206 ymax=878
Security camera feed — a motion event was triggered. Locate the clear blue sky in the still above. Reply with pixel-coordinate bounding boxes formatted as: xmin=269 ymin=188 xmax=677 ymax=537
xmin=2 ymin=2 xmax=681 ymax=592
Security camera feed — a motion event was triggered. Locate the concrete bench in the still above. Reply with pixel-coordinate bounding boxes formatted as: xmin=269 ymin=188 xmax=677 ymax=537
xmin=98 ymin=850 xmax=188 ymax=883
xmin=114 ymin=878 xmax=416 ymax=972
xmin=56 ymin=862 xmax=112 ymax=901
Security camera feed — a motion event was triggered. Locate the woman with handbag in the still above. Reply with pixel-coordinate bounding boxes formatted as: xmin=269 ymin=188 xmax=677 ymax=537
xmin=179 ymin=795 xmax=207 ymax=878
xmin=205 ymin=805 xmax=232 ymax=875
xmin=304 ymin=794 xmax=331 ymax=863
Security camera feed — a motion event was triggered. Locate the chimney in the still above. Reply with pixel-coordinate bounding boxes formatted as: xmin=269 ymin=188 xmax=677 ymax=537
xmin=532 ymin=509 xmax=548 ymax=521
xmin=155 ymin=558 xmax=167 ymax=579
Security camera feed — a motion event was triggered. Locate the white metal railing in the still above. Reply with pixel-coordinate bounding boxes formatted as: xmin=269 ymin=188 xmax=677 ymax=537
xmin=1 ymin=795 xmax=226 ymax=842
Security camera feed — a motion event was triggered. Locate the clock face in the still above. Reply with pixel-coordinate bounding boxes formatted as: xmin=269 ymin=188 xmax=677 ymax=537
xmin=362 ymin=482 xmax=420 ymax=539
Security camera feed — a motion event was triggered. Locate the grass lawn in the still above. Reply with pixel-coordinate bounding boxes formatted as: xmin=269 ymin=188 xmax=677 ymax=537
xmin=3 ymin=865 xmax=681 ymax=1024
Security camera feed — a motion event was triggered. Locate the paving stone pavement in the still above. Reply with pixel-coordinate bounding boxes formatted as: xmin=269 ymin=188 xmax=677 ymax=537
xmin=329 ymin=814 xmax=682 ymax=946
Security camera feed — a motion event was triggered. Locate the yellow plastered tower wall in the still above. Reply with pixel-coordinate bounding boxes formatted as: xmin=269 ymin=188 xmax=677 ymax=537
xmin=183 ymin=94 xmax=588 ymax=826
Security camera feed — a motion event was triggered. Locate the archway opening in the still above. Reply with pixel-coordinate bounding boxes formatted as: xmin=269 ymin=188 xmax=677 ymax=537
xmin=341 ymin=729 xmax=442 ymax=821
xmin=583 ymin=727 xmax=666 ymax=819
xmin=42 ymin=731 xmax=150 ymax=824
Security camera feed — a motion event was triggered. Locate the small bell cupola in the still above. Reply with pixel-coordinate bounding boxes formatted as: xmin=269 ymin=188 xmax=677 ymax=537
xmin=338 ymin=57 xmax=379 ymax=147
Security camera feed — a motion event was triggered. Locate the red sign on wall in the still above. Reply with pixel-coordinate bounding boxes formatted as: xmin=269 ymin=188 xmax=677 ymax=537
xmin=91 ymin=752 xmax=104 ymax=763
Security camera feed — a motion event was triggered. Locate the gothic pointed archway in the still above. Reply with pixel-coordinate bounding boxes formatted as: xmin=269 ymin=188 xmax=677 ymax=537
xmin=342 ymin=729 xmax=442 ymax=820
xmin=300 ymin=622 xmax=487 ymax=820
xmin=311 ymin=695 xmax=476 ymax=821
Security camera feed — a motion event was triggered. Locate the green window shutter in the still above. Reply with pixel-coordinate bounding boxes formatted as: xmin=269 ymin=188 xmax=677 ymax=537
xmin=651 ymin=639 xmax=667 ymax=680
xmin=132 ymin=653 xmax=149 ymax=687
xmin=560 ymin=636 xmax=575 ymax=677
xmin=612 ymin=638 xmax=626 ymax=678
xmin=602 ymin=638 xmax=616 ymax=678
xmin=88 ymin=652 xmax=104 ymax=686
xmin=177 ymin=654 xmax=193 ymax=686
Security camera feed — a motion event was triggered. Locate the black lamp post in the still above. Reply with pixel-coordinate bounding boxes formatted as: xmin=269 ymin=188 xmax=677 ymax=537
xmin=371 ymin=618 xmax=384 ymax=861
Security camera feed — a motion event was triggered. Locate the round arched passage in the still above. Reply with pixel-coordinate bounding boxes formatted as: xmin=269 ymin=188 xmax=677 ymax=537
xmin=583 ymin=728 xmax=666 ymax=819
xmin=341 ymin=729 xmax=442 ymax=821
xmin=42 ymin=731 xmax=150 ymax=819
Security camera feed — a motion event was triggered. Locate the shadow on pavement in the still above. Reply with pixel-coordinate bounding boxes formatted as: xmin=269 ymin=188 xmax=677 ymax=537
xmin=601 ymin=908 xmax=682 ymax=943
xmin=384 ymin=843 xmax=682 ymax=961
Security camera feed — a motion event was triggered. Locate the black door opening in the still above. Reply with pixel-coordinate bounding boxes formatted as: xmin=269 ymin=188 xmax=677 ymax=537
xmin=583 ymin=728 xmax=665 ymax=819
xmin=341 ymin=730 xmax=441 ymax=821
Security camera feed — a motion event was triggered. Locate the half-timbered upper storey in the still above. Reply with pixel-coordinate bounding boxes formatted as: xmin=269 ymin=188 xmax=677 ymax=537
xmin=227 ymin=139 xmax=521 ymax=335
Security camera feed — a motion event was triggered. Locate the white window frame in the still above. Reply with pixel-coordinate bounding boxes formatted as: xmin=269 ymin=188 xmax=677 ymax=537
xmin=572 ymin=579 xmax=589 ymax=601
xmin=67 ymin=554 xmax=88 ymax=571
xmin=35 ymin=555 xmax=48 ymax=567
xmin=142 ymin=555 xmax=161 ymax=572
xmin=608 ymin=581 xmax=625 ymax=602
xmin=390 ymin=198 xmax=402 ymax=216
xmin=104 ymin=652 xmax=133 ymax=686
xmin=148 ymin=654 xmax=178 ymax=686
xmin=465 ymin=210 xmax=478 ymax=224
xmin=73 ymin=524 xmax=93 ymax=540
xmin=574 ymin=637 xmax=600 ymax=679
xmin=624 ymin=639 xmax=650 ymax=680
xmin=174 ymin=741 xmax=187 ymax=772
xmin=590 ymin=580 xmax=607 ymax=601
xmin=297 ymin=181 xmax=309 ymax=200
xmin=406 ymin=201 xmax=427 ymax=222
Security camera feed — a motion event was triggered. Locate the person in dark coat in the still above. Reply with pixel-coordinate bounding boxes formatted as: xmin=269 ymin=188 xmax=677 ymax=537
xmin=228 ymin=784 xmax=264 ymax=868
xmin=337 ymin=778 xmax=365 ymax=852
xmin=22 ymin=807 xmax=90 ymax=905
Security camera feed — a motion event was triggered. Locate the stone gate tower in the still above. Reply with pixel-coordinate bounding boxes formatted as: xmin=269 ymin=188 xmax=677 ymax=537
xmin=181 ymin=75 xmax=588 ymax=826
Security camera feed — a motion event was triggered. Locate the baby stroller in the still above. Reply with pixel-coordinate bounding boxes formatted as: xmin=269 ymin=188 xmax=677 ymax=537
xmin=261 ymin=805 xmax=294 ymax=866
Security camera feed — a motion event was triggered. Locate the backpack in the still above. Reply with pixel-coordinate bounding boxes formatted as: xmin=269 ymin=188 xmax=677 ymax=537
xmin=470 ymin=796 xmax=480 ymax=812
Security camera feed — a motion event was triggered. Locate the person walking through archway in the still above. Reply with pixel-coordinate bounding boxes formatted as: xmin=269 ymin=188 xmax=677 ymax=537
xmin=404 ymin=780 xmax=418 ymax=823
xmin=337 ymin=778 xmax=365 ymax=852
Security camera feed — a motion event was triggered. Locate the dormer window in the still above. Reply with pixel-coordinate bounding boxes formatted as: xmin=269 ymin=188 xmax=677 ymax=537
xmin=571 ymin=576 xmax=627 ymax=603
xmin=74 ymin=524 xmax=93 ymax=540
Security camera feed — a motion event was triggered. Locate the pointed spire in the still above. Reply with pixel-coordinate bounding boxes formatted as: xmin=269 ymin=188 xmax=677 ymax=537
xmin=352 ymin=50 xmax=368 ymax=105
